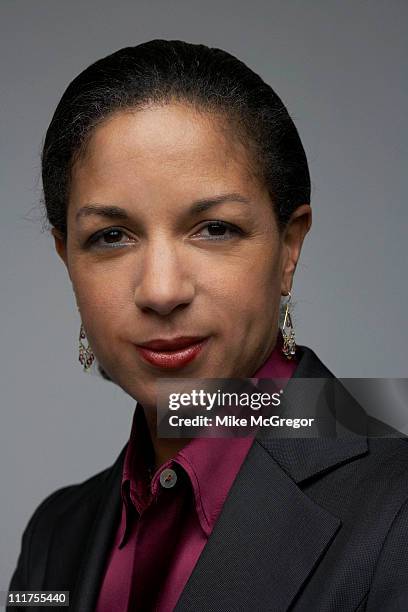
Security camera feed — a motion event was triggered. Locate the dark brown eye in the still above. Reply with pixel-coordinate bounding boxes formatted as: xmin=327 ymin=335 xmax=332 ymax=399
xmin=103 ymin=229 xmax=123 ymax=243
xmin=207 ymin=222 xmax=227 ymax=235
xmin=88 ymin=227 xmax=134 ymax=249
xmin=193 ymin=221 xmax=242 ymax=241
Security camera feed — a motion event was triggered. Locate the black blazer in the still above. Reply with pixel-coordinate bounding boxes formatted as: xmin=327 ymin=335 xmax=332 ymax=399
xmin=8 ymin=346 xmax=408 ymax=611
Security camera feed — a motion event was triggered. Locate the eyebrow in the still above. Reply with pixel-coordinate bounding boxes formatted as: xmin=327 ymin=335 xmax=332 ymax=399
xmin=75 ymin=193 xmax=251 ymax=222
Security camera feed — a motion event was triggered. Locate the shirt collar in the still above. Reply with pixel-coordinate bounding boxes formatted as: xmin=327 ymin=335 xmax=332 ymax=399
xmin=119 ymin=330 xmax=298 ymax=545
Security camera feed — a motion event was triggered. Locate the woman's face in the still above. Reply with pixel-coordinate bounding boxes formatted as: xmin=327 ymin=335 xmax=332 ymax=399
xmin=54 ymin=103 xmax=311 ymax=410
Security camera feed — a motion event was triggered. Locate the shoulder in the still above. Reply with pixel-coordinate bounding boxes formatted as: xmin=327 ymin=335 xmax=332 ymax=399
xmin=298 ymin=344 xmax=408 ymax=441
xmin=24 ymin=465 xmax=112 ymax=539
xmin=8 ymin=446 xmax=127 ymax=591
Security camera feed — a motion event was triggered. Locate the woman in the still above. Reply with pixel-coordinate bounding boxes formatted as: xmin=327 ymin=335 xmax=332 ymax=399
xmin=8 ymin=40 xmax=408 ymax=612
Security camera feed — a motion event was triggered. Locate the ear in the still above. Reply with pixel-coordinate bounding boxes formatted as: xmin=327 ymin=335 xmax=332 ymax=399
xmin=51 ymin=228 xmax=68 ymax=267
xmin=280 ymin=204 xmax=312 ymax=294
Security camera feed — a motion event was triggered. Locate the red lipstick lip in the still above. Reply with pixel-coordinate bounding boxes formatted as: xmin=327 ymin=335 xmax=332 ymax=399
xmin=135 ymin=337 xmax=209 ymax=369
xmin=137 ymin=336 xmax=207 ymax=351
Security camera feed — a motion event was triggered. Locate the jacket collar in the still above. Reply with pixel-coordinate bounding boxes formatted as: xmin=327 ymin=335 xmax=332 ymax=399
xmin=255 ymin=344 xmax=368 ymax=483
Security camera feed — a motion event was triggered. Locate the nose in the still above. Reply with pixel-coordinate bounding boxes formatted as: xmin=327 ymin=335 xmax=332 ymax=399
xmin=133 ymin=238 xmax=195 ymax=316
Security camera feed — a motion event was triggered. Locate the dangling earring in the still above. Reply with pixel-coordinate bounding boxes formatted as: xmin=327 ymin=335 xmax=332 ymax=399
xmin=79 ymin=323 xmax=95 ymax=372
xmin=281 ymin=291 xmax=296 ymax=359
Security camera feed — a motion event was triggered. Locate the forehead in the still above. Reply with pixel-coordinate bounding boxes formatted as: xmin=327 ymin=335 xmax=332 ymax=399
xmin=69 ymin=104 xmax=262 ymax=206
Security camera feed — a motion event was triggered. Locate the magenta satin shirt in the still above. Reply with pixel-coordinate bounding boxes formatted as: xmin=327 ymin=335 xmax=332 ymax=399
xmin=96 ymin=333 xmax=298 ymax=611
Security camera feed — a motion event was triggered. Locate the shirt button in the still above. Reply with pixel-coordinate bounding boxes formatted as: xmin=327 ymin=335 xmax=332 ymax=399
xmin=159 ymin=468 xmax=178 ymax=489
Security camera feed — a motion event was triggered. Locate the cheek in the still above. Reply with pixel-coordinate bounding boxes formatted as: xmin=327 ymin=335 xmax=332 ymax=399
xmin=69 ymin=265 xmax=128 ymax=336
xmin=222 ymin=253 xmax=280 ymax=298
xmin=206 ymin=256 xmax=281 ymax=324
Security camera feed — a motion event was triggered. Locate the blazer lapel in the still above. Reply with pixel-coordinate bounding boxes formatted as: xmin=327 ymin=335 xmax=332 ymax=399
xmin=175 ymin=346 xmax=369 ymax=612
xmin=175 ymin=439 xmax=341 ymax=612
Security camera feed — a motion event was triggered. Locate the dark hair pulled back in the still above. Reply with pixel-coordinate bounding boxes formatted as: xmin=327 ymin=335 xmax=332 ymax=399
xmin=42 ymin=39 xmax=310 ymax=238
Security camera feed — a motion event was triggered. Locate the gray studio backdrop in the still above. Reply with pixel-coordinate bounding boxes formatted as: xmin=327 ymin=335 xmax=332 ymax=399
xmin=1 ymin=0 xmax=407 ymax=587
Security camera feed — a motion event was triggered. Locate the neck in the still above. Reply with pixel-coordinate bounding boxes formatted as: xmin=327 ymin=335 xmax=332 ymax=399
xmin=143 ymin=405 xmax=192 ymax=471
